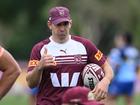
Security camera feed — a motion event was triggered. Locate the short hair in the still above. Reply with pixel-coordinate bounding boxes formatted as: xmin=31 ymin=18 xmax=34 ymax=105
xmin=123 ymin=32 xmax=133 ymax=45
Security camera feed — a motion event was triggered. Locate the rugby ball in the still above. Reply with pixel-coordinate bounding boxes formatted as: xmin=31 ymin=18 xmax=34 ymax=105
xmin=82 ymin=63 xmax=104 ymax=90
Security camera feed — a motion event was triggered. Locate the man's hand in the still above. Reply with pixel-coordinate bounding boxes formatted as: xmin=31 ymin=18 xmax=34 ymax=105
xmin=38 ymin=55 xmax=56 ymax=70
xmin=37 ymin=48 xmax=56 ymax=71
xmin=91 ymin=77 xmax=110 ymax=101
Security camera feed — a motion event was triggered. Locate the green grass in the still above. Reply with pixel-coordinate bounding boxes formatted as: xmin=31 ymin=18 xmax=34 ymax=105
xmin=114 ymin=95 xmax=140 ymax=105
xmin=0 ymin=94 xmax=140 ymax=105
xmin=0 ymin=95 xmax=29 ymax=105
xmin=134 ymin=95 xmax=140 ymax=105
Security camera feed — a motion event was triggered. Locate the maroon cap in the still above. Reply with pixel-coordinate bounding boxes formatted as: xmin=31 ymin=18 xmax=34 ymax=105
xmin=48 ymin=6 xmax=71 ymax=25
xmin=62 ymin=86 xmax=90 ymax=103
xmin=62 ymin=86 xmax=104 ymax=105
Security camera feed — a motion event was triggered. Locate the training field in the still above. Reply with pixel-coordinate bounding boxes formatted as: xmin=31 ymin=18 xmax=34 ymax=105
xmin=0 ymin=94 xmax=140 ymax=105
xmin=0 ymin=95 xmax=29 ymax=105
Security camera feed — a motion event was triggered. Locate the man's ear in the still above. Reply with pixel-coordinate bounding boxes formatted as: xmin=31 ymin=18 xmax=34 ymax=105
xmin=69 ymin=20 xmax=72 ymax=28
xmin=47 ymin=21 xmax=52 ymax=30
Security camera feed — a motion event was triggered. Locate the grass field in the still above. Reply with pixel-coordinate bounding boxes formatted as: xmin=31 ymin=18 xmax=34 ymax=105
xmin=0 ymin=95 xmax=29 ymax=105
xmin=116 ymin=95 xmax=140 ymax=105
xmin=0 ymin=94 xmax=140 ymax=105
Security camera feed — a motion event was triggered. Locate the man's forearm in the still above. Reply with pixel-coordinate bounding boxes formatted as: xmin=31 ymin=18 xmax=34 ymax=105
xmin=0 ymin=68 xmax=20 ymax=100
xmin=102 ymin=60 xmax=114 ymax=83
xmin=26 ymin=65 xmax=43 ymax=88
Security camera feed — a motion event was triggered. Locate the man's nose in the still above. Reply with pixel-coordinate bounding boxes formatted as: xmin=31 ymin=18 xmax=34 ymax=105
xmin=59 ymin=25 xmax=65 ymax=31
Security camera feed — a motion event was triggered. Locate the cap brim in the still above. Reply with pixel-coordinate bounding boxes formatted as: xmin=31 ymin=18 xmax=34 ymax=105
xmin=83 ymin=101 xmax=104 ymax=105
xmin=52 ymin=18 xmax=70 ymax=25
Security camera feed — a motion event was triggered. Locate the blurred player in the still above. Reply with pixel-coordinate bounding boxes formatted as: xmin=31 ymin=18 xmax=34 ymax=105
xmin=134 ymin=60 xmax=140 ymax=95
xmin=29 ymin=87 xmax=39 ymax=105
xmin=26 ymin=6 xmax=114 ymax=105
xmin=0 ymin=46 xmax=21 ymax=100
xmin=108 ymin=32 xmax=139 ymax=105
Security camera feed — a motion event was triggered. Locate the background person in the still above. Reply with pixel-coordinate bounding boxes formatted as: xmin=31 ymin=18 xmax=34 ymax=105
xmin=108 ymin=32 xmax=139 ymax=105
xmin=29 ymin=87 xmax=39 ymax=105
xmin=134 ymin=60 xmax=140 ymax=95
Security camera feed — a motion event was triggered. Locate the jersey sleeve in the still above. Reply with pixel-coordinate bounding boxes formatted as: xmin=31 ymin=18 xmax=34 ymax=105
xmin=27 ymin=44 xmax=41 ymax=72
xmin=85 ymin=40 xmax=107 ymax=66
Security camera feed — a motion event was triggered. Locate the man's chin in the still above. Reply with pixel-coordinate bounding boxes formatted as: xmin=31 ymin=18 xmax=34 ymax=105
xmin=59 ymin=34 xmax=67 ymax=37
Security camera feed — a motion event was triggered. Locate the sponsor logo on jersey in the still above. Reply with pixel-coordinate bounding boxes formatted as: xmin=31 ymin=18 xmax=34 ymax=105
xmin=95 ymin=50 xmax=103 ymax=61
xmin=28 ymin=60 xmax=39 ymax=67
xmin=51 ymin=72 xmax=80 ymax=87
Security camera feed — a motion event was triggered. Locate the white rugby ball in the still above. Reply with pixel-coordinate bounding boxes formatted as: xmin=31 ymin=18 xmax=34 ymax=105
xmin=82 ymin=63 xmax=104 ymax=90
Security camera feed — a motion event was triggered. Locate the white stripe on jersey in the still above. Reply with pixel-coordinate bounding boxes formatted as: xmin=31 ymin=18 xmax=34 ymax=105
xmin=40 ymin=36 xmax=87 ymax=64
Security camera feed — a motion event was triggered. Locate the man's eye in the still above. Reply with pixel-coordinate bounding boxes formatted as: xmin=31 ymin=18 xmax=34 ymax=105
xmin=64 ymin=22 xmax=69 ymax=26
xmin=57 ymin=22 xmax=69 ymax=26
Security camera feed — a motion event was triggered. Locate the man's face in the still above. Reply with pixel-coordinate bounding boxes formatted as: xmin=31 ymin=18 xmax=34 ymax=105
xmin=48 ymin=21 xmax=72 ymax=38
xmin=114 ymin=35 xmax=125 ymax=48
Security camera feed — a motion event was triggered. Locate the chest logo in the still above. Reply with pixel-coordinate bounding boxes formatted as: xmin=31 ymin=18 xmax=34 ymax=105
xmin=60 ymin=49 xmax=67 ymax=54
xmin=74 ymin=55 xmax=82 ymax=64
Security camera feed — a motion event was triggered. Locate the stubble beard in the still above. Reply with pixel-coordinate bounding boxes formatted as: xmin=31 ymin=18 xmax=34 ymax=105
xmin=58 ymin=32 xmax=69 ymax=43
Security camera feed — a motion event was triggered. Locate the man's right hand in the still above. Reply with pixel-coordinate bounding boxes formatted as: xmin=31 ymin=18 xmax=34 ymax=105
xmin=38 ymin=54 xmax=56 ymax=70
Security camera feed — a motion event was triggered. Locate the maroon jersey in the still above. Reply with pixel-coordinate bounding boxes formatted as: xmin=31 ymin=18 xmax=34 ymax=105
xmin=28 ymin=35 xmax=106 ymax=105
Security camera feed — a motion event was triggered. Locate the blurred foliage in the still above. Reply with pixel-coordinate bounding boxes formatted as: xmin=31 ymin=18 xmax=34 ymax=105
xmin=0 ymin=0 xmax=140 ymax=59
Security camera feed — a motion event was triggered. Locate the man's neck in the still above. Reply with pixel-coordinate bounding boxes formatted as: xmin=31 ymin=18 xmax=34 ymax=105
xmin=51 ymin=35 xmax=71 ymax=43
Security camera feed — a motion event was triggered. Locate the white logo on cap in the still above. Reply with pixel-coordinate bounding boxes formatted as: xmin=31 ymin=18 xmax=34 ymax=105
xmin=59 ymin=10 xmax=65 ymax=16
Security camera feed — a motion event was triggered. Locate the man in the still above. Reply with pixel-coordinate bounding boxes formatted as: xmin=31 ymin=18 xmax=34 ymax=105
xmin=0 ymin=46 xmax=21 ymax=100
xmin=62 ymin=86 xmax=104 ymax=105
xmin=26 ymin=6 xmax=114 ymax=105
